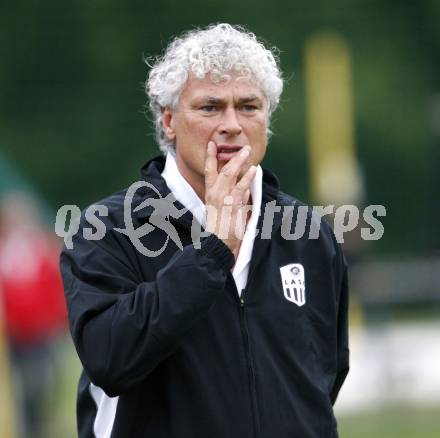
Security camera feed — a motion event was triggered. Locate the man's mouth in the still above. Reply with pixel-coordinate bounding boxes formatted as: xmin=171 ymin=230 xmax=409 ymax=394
xmin=216 ymin=145 xmax=244 ymax=161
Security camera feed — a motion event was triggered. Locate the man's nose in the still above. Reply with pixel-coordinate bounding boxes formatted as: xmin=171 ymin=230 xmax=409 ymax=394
xmin=218 ymin=107 xmax=242 ymax=137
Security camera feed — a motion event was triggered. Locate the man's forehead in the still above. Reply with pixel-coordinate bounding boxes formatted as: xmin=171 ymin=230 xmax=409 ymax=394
xmin=182 ymin=73 xmax=265 ymax=100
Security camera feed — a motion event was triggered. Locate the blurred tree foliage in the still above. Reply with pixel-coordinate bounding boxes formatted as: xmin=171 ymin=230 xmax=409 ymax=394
xmin=0 ymin=0 xmax=439 ymax=254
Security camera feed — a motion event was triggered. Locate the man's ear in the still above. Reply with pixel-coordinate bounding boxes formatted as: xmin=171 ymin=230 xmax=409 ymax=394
xmin=162 ymin=107 xmax=176 ymax=140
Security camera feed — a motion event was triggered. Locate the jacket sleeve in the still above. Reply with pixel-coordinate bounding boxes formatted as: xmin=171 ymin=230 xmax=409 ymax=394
xmin=60 ymin=227 xmax=234 ymax=397
xmin=330 ymin=251 xmax=350 ymax=405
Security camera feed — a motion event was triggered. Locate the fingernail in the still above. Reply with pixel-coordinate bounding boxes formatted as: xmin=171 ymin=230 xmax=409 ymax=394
xmin=241 ymin=147 xmax=250 ymax=156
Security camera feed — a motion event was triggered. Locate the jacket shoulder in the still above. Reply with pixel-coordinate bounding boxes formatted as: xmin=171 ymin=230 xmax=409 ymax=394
xmin=275 ymin=190 xmax=342 ymax=259
xmin=80 ymin=188 xmax=129 ymax=230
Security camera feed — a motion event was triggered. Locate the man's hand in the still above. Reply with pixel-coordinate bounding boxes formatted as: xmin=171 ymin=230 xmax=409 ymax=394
xmin=204 ymin=141 xmax=257 ymax=260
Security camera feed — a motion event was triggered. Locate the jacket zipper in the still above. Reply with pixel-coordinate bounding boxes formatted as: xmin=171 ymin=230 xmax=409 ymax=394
xmin=238 ymin=288 xmax=261 ymax=437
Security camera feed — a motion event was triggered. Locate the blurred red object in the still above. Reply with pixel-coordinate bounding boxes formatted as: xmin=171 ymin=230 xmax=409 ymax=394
xmin=0 ymin=230 xmax=67 ymax=344
xmin=0 ymin=193 xmax=67 ymax=345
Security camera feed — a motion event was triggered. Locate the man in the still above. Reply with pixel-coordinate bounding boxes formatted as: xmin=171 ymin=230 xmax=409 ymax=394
xmin=61 ymin=23 xmax=349 ymax=438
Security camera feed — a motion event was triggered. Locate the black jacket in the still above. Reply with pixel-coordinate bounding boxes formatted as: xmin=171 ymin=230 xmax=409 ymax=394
xmin=60 ymin=155 xmax=349 ymax=438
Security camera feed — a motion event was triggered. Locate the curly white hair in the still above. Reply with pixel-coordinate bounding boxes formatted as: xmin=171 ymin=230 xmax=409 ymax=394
xmin=145 ymin=23 xmax=284 ymax=154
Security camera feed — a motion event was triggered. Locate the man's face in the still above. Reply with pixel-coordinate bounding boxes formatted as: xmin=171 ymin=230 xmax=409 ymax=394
xmin=162 ymin=74 xmax=269 ymax=199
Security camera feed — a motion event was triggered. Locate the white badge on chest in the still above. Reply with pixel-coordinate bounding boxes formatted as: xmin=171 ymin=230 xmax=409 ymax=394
xmin=279 ymin=263 xmax=306 ymax=306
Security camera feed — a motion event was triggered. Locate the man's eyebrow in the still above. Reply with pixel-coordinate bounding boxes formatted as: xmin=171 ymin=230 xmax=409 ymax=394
xmin=193 ymin=95 xmax=263 ymax=105
xmin=194 ymin=96 xmax=224 ymax=105
xmin=236 ymin=95 xmax=262 ymax=104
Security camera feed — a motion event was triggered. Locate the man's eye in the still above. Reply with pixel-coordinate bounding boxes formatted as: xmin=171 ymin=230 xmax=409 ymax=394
xmin=200 ymin=105 xmax=217 ymax=112
xmin=241 ymin=105 xmax=257 ymax=112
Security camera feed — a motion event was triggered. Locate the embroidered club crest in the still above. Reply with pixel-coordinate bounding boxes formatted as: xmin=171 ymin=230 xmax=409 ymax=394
xmin=280 ymin=263 xmax=306 ymax=306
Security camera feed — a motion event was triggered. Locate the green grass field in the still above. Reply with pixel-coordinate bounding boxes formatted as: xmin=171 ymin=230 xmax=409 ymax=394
xmin=338 ymin=404 xmax=440 ymax=438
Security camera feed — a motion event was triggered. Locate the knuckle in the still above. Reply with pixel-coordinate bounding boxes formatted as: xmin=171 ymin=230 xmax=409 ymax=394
xmin=236 ymin=182 xmax=245 ymax=191
xmin=223 ymin=195 xmax=234 ymax=205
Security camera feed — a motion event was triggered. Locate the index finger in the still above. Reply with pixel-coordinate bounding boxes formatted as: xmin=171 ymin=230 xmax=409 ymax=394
xmin=204 ymin=141 xmax=218 ymax=188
